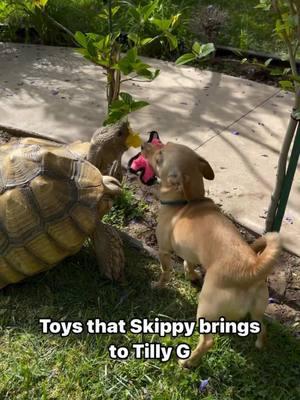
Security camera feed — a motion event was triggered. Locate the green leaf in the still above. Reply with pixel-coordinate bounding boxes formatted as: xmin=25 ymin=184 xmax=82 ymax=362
xmin=75 ymin=31 xmax=87 ymax=48
xmin=111 ymin=31 xmax=121 ymax=43
xmin=175 ymin=53 xmax=196 ymax=66
xmin=254 ymin=0 xmax=271 ymax=11
xmin=126 ymin=47 xmax=138 ymax=63
xmin=165 ymin=31 xmax=178 ymax=50
xmin=104 ymin=94 xmax=149 ymax=125
xmin=192 ymin=41 xmax=201 ymax=55
xmin=264 ymin=58 xmax=273 ymax=67
xmin=120 ymin=92 xmax=133 ymax=105
xmin=111 ymin=6 xmax=120 ymax=17
xmin=131 ymin=100 xmax=149 ymax=112
xmin=198 ymin=43 xmax=215 ymax=58
xmin=116 ymin=48 xmax=140 ymax=75
xmin=86 ymin=41 xmax=97 ymax=58
xmin=151 ymin=18 xmax=171 ymax=31
xmin=170 ymin=13 xmax=181 ymax=29
xmin=141 ymin=37 xmax=156 ymax=46
xmin=153 ymin=69 xmax=160 ymax=79
xmin=117 ymin=58 xmax=134 ymax=75
xmin=279 ymin=80 xmax=294 ymax=91
xmin=76 ymin=48 xmax=89 ymax=57
xmin=94 ymin=38 xmax=106 ymax=51
xmin=283 ymin=67 xmax=291 ymax=75
xmin=270 ymin=68 xmax=284 ymax=76
xmin=128 ymin=33 xmax=139 ymax=45
xmin=104 ymin=110 xmax=127 ymax=126
xmin=32 ymin=0 xmax=48 ymax=9
xmin=141 ymin=0 xmax=158 ymax=22
xmin=86 ymin=33 xmax=102 ymax=41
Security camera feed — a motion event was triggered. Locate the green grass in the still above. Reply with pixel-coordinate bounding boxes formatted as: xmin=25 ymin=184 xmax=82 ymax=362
xmin=102 ymin=185 xmax=148 ymax=228
xmin=0 ymin=243 xmax=299 ymax=399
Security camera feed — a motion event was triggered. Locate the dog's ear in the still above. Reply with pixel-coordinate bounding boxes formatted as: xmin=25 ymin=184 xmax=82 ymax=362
xmin=198 ymin=156 xmax=214 ymax=180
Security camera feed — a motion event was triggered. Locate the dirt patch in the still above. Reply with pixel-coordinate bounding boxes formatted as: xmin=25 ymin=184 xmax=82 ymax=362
xmin=200 ymin=56 xmax=281 ymax=87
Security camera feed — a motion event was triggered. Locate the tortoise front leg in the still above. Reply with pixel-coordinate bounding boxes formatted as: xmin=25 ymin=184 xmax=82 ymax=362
xmin=92 ymin=221 xmax=125 ymax=281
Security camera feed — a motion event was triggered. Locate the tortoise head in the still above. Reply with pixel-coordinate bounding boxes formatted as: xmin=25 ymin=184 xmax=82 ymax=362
xmin=98 ymin=175 xmax=122 ymax=217
xmin=88 ymin=120 xmax=140 ymax=175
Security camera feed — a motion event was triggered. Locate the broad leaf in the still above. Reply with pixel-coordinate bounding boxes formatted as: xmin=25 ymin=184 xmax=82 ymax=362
xmin=175 ymin=53 xmax=196 ymax=65
xmin=32 ymin=0 xmax=48 ymax=8
xmin=151 ymin=18 xmax=171 ymax=31
xmin=75 ymin=31 xmax=88 ymax=48
xmin=126 ymin=47 xmax=138 ymax=63
xmin=141 ymin=37 xmax=156 ymax=46
xmin=130 ymin=100 xmax=149 ymax=112
xmin=264 ymin=58 xmax=273 ymax=67
xmin=279 ymin=80 xmax=294 ymax=91
xmin=104 ymin=93 xmax=149 ymax=125
xmin=165 ymin=31 xmax=178 ymax=50
xmin=120 ymin=92 xmax=133 ymax=105
xmin=87 ymin=41 xmax=97 ymax=58
xmin=192 ymin=41 xmax=201 ymax=56
xmin=198 ymin=43 xmax=215 ymax=58
xmin=141 ymin=0 xmax=158 ymax=22
xmin=128 ymin=32 xmax=139 ymax=45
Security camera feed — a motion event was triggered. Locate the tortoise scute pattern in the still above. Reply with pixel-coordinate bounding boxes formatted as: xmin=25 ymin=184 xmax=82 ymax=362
xmin=0 ymin=138 xmax=104 ymax=288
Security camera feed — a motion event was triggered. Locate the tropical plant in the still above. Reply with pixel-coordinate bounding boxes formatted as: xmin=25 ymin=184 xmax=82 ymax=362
xmin=2 ymin=0 xmax=215 ymax=126
xmin=1 ymin=0 xmax=62 ymax=43
xmin=175 ymin=41 xmax=215 ymax=66
xmin=74 ymin=0 xmax=183 ymax=124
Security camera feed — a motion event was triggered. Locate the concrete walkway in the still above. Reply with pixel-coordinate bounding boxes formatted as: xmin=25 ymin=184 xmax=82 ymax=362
xmin=0 ymin=43 xmax=298 ymax=255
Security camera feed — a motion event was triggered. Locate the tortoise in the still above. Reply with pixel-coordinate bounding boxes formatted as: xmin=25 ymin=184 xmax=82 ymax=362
xmin=0 ymin=120 xmax=139 ymax=289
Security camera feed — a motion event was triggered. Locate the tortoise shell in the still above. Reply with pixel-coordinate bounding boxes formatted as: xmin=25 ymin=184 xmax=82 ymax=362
xmin=0 ymin=137 xmax=104 ymax=288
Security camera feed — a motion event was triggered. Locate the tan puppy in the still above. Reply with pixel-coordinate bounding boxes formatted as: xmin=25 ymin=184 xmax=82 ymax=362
xmin=142 ymin=141 xmax=281 ymax=369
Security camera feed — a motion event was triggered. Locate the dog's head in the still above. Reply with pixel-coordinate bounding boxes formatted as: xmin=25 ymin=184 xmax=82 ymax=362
xmin=142 ymin=142 xmax=214 ymax=200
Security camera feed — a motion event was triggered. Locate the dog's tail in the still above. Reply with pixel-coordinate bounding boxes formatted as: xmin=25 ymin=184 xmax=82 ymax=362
xmin=248 ymin=232 xmax=281 ymax=282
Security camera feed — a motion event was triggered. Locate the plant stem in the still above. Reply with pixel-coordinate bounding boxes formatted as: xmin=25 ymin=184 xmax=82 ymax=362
xmin=108 ymin=0 xmax=113 ymax=35
xmin=266 ymin=0 xmax=300 ymax=231
xmin=113 ymin=46 xmax=121 ymax=101
xmin=42 ymin=11 xmax=75 ymax=42
xmin=106 ymin=0 xmax=118 ymax=107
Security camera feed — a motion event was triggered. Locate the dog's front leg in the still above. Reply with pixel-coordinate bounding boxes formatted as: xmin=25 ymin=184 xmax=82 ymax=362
xmin=152 ymin=251 xmax=172 ymax=289
xmin=179 ymin=333 xmax=214 ymax=369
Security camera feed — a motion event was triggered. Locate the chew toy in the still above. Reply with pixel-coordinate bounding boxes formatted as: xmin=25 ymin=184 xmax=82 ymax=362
xmin=128 ymin=131 xmax=163 ymax=185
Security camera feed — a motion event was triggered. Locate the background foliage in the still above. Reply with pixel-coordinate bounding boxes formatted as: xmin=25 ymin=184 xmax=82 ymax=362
xmin=0 ymin=0 xmax=283 ymax=57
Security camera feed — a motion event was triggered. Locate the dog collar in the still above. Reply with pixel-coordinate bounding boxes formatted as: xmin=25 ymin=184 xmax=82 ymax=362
xmin=160 ymin=199 xmax=188 ymax=206
xmin=160 ymin=198 xmax=210 ymax=206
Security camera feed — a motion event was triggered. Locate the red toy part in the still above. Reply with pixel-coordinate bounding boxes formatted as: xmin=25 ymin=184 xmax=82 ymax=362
xmin=128 ymin=131 xmax=163 ymax=185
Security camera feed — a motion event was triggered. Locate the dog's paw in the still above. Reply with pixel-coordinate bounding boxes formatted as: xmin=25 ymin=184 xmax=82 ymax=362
xmin=178 ymin=358 xmax=195 ymax=370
